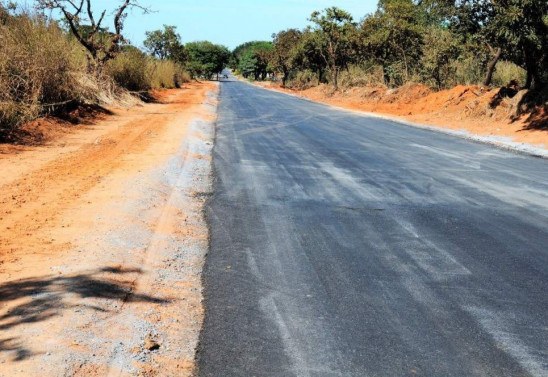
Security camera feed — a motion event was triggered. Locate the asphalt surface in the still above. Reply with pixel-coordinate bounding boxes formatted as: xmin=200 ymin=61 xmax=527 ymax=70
xmin=197 ymin=77 xmax=548 ymax=377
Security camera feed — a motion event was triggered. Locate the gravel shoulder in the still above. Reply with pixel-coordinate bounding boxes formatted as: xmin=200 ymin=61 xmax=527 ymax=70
xmin=0 ymin=82 xmax=218 ymax=376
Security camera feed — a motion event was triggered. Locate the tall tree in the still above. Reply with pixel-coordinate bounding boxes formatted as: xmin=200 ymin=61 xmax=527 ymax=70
xmin=185 ymin=41 xmax=230 ymax=80
xmin=144 ymin=25 xmax=186 ymax=63
xmin=232 ymin=41 xmax=273 ymax=80
xmin=293 ymin=29 xmax=328 ymax=85
xmin=271 ymin=29 xmax=302 ymax=87
xmin=309 ymin=7 xmax=357 ymax=90
xmin=453 ymin=0 xmax=547 ymax=89
xmin=360 ymin=0 xmax=424 ymax=86
xmin=483 ymin=0 xmax=547 ymax=89
xmin=36 ymin=0 xmax=149 ymax=71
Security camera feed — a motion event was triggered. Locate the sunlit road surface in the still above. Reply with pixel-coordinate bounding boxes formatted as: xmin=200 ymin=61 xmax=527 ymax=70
xmin=198 ymin=75 xmax=548 ymax=377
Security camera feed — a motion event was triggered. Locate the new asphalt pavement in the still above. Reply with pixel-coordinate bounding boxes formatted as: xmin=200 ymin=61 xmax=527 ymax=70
xmin=197 ymin=77 xmax=548 ymax=377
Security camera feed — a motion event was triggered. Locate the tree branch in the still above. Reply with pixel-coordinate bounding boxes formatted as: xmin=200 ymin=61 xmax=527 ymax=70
xmin=86 ymin=0 xmax=95 ymax=28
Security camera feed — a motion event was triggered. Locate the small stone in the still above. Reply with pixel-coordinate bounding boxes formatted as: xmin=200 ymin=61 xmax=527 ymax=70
xmin=144 ymin=336 xmax=160 ymax=352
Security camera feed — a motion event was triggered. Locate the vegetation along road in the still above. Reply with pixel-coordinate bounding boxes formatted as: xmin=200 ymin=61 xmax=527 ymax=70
xmin=197 ymin=75 xmax=548 ymax=377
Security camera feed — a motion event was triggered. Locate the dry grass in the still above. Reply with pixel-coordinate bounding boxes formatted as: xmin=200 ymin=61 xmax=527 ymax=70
xmin=492 ymin=60 xmax=527 ymax=87
xmin=287 ymin=69 xmax=318 ymax=90
xmin=1 ymin=8 xmax=190 ymax=139
xmin=339 ymin=65 xmax=386 ymax=89
xmin=147 ymin=59 xmax=190 ymax=89
xmin=0 ymin=12 xmax=89 ymax=132
xmin=106 ymin=49 xmax=190 ymax=92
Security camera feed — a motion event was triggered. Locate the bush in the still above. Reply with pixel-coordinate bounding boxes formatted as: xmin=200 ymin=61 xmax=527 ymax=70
xmin=146 ymin=59 xmax=190 ymax=89
xmin=0 ymin=7 xmax=190 ymax=137
xmin=339 ymin=64 xmax=385 ymax=89
xmin=492 ymin=60 xmax=527 ymax=87
xmin=419 ymin=27 xmax=460 ymax=89
xmin=0 ymin=11 xmax=89 ymax=131
xmin=106 ymin=48 xmax=190 ymax=92
xmin=287 ymin=69 xmax=317 ymax=90
xmin=106 ymin=47 xmax=150 ymax=91
xmin=452 ymin=44 xmax=489 ymax=86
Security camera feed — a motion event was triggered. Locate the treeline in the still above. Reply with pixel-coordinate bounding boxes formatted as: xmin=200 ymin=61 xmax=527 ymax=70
xmin=0 ymin=1 xmax=229 ymax=137
xmin=232 ymin=0 xmax=547 ymax=92
xmin=144 ymin=25 xmax=230 ymax=81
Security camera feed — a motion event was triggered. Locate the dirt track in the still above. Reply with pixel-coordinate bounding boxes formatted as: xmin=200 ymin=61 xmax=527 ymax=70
xmin=0 ymin=82 xmax=217 ymax=376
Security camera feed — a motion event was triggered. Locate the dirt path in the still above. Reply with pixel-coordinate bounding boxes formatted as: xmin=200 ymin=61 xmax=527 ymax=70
xmin=0 ymin=82 xmax=217 ymax=376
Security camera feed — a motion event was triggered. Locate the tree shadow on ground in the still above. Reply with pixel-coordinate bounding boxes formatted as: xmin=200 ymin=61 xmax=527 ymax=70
xmin=516 ymin=87 xmax=548 ymax=131
xmin=0 ymin=102 xmax=114 ymax=145
xmin=0 ymin=338 xmax=33 ymax=362
xmin=489 ymin=84 xmax=547 ymax=132
xmin=520 ymin=106 xmax=547 ymax=131
xmin=50 ymin=102 xmax=114 ymax=125
xmin=0 ymin=266 xmax=168 ymax=362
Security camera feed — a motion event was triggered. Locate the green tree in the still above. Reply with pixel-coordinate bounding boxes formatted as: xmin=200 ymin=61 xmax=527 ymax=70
xmin=232 ymin=41 xmax=273 ymax=80
xmin=309 ymin=7 xmax=357 ymax=90
xmin=293 ymin=29 xmax=328 ymax=85
xmin=483 ymin=0 xmax=547 ymax=89
xmin=185 ymin=41 xmax=230 ymax=80
xmin=360 ymin=0 xmax=424 ymax=86
xmin=144 ymin=25 xmax=186 ymax=63
xmin=420 ymin=26 xmax=461 ymax=88
xmin=271 ymin=29 xmax=302 ymax=87
xmin=237 ymin=49 xmax=258 ymax=78
xmin=452 ymin=0 xmax=547 ymax=89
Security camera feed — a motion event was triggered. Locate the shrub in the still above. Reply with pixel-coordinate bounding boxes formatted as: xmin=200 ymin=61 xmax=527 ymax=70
xmin=452 ymin=44 xmax=489 ymax=86
xmin=0 ymin=11 xmax=89 ymax=131
xmin=105 ymin=46 xmax=191 ymax=92
xmin=105 ymin=47 xmax=150 ymax=92
xmin=339 ymin=64 xmax=385 ymax=89
xmin=419 ymin=27 xmax=460 ymax=89
xmin=287 ymin=69 xmax=317 ymax=90
xmin=146 ymin=59 xmax=190 ymax=89
xmin=0 ymin=7 xmax=190 ymax=137
xmin=492 ymin=60 xmax=527 ymax=87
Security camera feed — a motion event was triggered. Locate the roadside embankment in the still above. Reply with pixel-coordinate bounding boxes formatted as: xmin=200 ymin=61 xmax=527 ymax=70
xmin=0 ymin=82 xmax=217 ymax=376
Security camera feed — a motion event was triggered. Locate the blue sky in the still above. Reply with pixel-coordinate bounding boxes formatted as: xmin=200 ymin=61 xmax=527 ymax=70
xmin=41 ymin=0 xmax=378 ymax=50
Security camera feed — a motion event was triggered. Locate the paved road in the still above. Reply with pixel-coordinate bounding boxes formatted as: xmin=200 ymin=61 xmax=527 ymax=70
xmin=198 ymin=78 xmax=548 ymax=377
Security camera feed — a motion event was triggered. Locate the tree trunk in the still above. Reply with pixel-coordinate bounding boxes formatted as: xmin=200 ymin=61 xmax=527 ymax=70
xmin=383 ymin=65 xmax=390 ymax=86
xmin=483 ymin=46 xmax=502 ymax=87
xmin=399 ymin=46 xmax=409 ymax=82
xmin=523 ymin=46 xmax=543 ymax=91
xmin=332 ymin=66 xmax=339 ymax=90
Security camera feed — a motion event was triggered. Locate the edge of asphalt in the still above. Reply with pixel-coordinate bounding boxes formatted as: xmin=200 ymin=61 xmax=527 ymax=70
xmin=193 ymin=84 xmax=221 ymax=377
xmin=242 ymin=79 xmax=548 ymax=160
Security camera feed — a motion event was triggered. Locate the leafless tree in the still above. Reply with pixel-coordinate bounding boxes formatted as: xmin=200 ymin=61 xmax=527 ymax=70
xmin=36 ymin=0 xmax=149 ymax=70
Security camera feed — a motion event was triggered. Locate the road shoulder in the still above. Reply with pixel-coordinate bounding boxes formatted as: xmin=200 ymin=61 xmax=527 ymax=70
xmin=0 ymin=83 xmax=218 ymax=376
